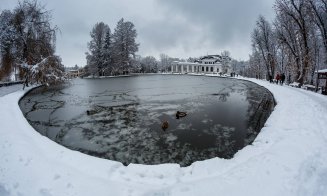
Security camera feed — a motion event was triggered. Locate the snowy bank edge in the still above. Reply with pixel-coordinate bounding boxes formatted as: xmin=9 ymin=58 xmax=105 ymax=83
xmin=3 ymin=77 xmax=276 ymax=177
xmin=1 ymin=77 xmax=276 ymax=183
xmin=1 ymin=76 xmax=326 ymax=195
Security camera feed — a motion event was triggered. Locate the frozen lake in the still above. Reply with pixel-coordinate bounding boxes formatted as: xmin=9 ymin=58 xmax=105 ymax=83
xmin=19 ymin=75 xmax=274 ymax=166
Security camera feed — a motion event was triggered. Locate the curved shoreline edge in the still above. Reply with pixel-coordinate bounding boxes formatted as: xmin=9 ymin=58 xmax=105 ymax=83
xmin=19 ymin=75 xmax=276 ymax=166
xmin=1 ymin=75 xmax=327 ymax=196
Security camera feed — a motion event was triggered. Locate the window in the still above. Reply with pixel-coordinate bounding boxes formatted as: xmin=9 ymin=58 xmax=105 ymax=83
xmin=211 ymin=67 xmax=213 ymax=72
xmin=202 ymin=67 xmax=204 ymax=71
xmin=206 ymin=67 xmax=209 ymax=72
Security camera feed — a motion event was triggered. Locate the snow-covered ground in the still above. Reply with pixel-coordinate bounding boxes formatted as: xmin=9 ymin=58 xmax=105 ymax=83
xmin=0 ymin=84 xmax=23 ymax=97
xmin=0 ymin=77 xmax=327 ymax=196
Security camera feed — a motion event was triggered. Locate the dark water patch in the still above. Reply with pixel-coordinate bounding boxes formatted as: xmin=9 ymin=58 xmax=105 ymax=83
xmin=19 ymin=75 xmax=274 ymax=166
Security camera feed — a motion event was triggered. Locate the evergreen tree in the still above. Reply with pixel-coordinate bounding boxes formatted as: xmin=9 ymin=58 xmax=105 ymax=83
xmin=101 ymin=28 xmax=113 ymax=75
xmin=86 ymin=22 xmax=109 ymax=76
xmin=112 ymin=18 xmax=139 ymax=75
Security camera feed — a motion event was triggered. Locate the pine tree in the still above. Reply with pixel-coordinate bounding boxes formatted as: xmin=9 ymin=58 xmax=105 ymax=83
xmin=86 ymin=22 xmax=109 ymax=76
xmin=112 ymin=18 xmax=139 ymax=75
xmin=101 ymin=28 xmax=113 ymax=75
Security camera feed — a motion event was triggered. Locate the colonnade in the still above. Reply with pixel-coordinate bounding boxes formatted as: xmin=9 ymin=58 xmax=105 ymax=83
xmin=171 ymin=64 xmax=219 ymax=74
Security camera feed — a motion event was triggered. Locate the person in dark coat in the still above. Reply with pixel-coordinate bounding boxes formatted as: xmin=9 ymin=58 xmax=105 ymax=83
xmin=268 ymin=74 xmax=273 ymax=83
xmin=281 ymin=73 xmax=286 ymax=85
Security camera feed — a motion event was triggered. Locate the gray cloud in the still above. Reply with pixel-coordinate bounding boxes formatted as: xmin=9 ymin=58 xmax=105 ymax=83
xmin=155 ymin=0 xmax=276 ymax=56
xmin=1 ymin=0 xmax=275 ymax=66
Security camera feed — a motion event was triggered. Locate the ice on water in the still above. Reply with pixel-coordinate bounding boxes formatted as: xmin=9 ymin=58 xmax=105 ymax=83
xmin=19 ymin=75 xmax=274 ymax=166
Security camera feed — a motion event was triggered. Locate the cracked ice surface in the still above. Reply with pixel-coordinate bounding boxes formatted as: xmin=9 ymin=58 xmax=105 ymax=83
xmin=19 ymin=75 xmax=274 ymax=166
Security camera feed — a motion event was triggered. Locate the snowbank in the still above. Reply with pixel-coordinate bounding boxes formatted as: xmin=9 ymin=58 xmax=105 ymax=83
xmin=0 ymin=84 xmax=23 ymax=97
xmin=0 ymin=77 xmax=327 ymax=196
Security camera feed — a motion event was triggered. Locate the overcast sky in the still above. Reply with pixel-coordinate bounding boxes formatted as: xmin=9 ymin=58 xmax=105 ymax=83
xmin=1 ymin=0 xmax=276 ymax=67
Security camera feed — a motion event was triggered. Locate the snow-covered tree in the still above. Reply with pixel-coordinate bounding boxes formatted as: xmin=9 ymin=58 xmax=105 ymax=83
xmin=140 ymin=56 xmax=158 ymax=73
xmin=159 ymin=53 xmax=169 ymax=72
xmin=221 ymin=50 xmax=232 ymax=74
xmin=308 ymin=0 xmax=327 ymax=60
xmin=112 ymin=18 xmax=139 ymax=74
xmin=159 ymin=53 xmax=176 ymax=72
xmin=0 ymin=0 xmax=63 ymax=86
xmin=246 ymin=0 xmax=326 ymax=86
xmin=85 ymin=19 xmax=140 ymax=76
xmin=248 ymin=49 xmax=265 ymax=79
xmin=130 ymin=55 xmax=142 ymax=73
xmin=86 ymin=22 xmax=110 ymax=76
xmin=22 ymin=55 xmax=65 ymax=88
xmin=0 ymin=10 xmax=16 ymax=81
xmin=101 ymin=28 xmax=113 ymax=75
xmin=275 ymin=0 xmax=315 ymax=85
xmin=251 ymin=15 xmax=278 ymax=78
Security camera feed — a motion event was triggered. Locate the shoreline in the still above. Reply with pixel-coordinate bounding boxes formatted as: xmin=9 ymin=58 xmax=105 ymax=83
xmin=1 ymin=75 xmax=327 ymax=196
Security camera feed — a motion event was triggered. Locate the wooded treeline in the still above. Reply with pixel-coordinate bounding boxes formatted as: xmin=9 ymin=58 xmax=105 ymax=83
xmin=84 ymin=21 xmax=194 ymax=76
xmin=248 ymin=0 xmax=327 ymax=86
xmin=85 ymin=19 xmax=139 ymax=76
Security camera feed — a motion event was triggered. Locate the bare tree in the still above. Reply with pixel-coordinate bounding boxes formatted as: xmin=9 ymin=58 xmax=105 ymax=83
xmin=251 ymin=15 xmax=278 ymax=79
xmin=159 ymin=53 xmax=170 ymax=72
xmin=140 ymin=56 xmax=158 ymax=73
xmin=221 ymin=50 xmax=232 ymax=74
xmin=249 ymin=49 xmax=265 ymax=79
xmin=275 ymin=0 xmax=315 ymax=85
xmin=274 ymin=9 xmax=302 ymax=82
xmin=308 ymin=0 xmax=327 ymax=58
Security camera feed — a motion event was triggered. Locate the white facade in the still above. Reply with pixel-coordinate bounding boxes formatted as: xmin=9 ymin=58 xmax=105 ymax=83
xmin=171 ymin=55 xmax=231 ymax=74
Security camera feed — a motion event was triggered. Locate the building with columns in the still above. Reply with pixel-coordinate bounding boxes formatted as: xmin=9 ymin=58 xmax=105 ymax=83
xmin=171 ymin=55 xmax=231 ymax=74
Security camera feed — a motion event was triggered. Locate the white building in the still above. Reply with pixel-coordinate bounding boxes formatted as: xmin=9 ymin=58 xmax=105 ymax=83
xmin=171 ymin=55 xmax=231 ymax=74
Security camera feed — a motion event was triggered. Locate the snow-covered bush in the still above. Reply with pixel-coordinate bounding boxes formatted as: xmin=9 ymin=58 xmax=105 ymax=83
xmin=21 ymin=56 xmax=66 ymax=88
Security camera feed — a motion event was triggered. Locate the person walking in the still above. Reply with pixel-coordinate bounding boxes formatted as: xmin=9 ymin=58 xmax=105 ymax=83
xmin=281 ymin=73 xmax=286 ymax=85
xmin=275 ymin=73 xmax=280 ymax=84
xmin=268 ymin=74 xmax=273 ymax=83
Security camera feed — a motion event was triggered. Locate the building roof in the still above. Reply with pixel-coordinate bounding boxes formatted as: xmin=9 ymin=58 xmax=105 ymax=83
xmin=317 ymin=69 xmax=327 ymax=73
xmin=200 ymin=55 xmax=222 ymax=60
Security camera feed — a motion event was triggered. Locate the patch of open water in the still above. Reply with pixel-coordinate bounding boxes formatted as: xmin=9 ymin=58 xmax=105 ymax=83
xmin=19 ymin=75 xmax=274 ymax=166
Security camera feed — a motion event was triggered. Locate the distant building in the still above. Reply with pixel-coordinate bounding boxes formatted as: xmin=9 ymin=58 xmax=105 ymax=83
xmin=171 ymin=55 xmax=231 ymax=74
xmin=65 ymin=67 xmax=85 ymax=78
xmin=67 ymin=70 xmax=80 ymax=78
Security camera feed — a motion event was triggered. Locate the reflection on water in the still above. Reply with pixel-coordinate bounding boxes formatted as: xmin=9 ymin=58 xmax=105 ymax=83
xmin=19 ymin=75 xmax=274 ymax=166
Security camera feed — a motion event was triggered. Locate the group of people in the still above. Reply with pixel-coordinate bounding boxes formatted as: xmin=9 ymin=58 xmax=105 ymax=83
xmin=269 ymin=72 xmax=286 ymax=85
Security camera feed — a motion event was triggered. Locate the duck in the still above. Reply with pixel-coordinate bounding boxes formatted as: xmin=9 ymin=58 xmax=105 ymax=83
xmin=86 ymin=110 xmax=97 ymax=115
xmin=176 ymin=111 xmax=187 ymax=119
xmin=161 ymin=120 xmax=169 ymax=131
